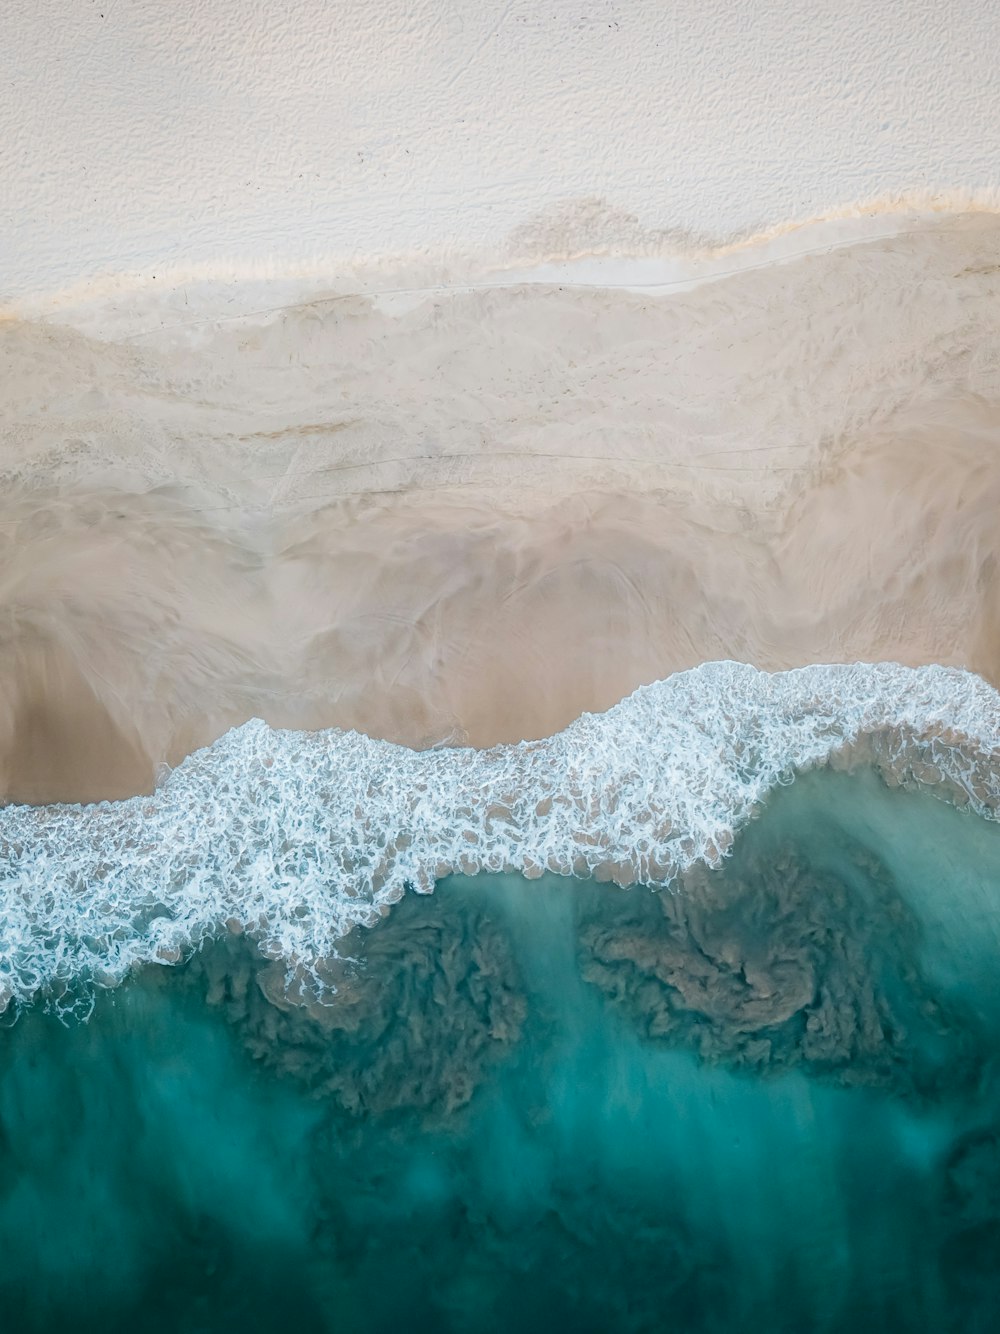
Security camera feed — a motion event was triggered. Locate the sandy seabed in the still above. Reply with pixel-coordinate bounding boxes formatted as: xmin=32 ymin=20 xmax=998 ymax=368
xmin=1 ymin=211 xmax=999 ymax=802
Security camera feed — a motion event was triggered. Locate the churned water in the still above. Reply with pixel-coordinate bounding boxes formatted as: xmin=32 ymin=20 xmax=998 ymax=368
xmin=3 ymin=763 xmax=1000 ymax=1332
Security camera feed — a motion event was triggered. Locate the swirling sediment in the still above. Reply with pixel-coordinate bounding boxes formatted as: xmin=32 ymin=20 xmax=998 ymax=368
xmin=1 ymin=660 xmax=998 ymax=1015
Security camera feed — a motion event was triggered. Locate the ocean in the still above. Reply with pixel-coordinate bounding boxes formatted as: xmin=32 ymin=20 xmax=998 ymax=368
xmin=3 ymin=666 xmax=1000 ymax=1329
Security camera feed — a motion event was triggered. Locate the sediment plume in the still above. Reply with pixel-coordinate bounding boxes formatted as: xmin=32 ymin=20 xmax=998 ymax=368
xmin=2 ymin=660 xmax=1000 ymax=1015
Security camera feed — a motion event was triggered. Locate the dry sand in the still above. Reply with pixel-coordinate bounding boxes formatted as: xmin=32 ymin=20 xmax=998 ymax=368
xmin=2 ymin=212 xmax=999 ymax=803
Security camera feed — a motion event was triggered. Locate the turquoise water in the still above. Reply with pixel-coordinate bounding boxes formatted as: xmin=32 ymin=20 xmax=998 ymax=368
xmin=3 ymin=767 xmax=1000 ymax=1331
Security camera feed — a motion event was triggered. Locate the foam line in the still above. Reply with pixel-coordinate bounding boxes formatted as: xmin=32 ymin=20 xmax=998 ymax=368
xmin=1 ymin=661 xmax=998 ymax=1014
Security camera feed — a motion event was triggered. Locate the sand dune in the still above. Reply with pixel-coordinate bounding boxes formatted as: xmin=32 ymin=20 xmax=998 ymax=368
xmin=1 ymin=212 xmax=999 ymax=803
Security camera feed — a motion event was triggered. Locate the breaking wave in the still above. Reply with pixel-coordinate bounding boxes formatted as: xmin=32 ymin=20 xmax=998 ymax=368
xmin=1 ymin=660 xmax=999 ymax=1016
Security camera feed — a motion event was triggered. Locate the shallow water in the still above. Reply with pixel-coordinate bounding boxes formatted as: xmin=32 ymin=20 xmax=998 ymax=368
xmin=3 ymin=766 xmax=1000 ymax=1332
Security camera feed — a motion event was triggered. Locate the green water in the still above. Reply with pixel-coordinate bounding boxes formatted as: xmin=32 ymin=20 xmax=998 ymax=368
xmin=4 ymin=767 xmax=1000 ymax=1332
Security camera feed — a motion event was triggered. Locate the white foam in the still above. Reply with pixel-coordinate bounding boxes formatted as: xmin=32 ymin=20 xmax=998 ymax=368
xmin=1 ymin=661 xmax=998 ymax=1014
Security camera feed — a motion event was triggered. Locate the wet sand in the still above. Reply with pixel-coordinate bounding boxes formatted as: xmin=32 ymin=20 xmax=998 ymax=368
xmin=2 ymin=213 xmax=999 ymax=803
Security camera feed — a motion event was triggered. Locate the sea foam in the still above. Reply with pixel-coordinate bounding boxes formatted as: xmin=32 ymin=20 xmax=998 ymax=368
xmin=1 ymin=661 xmax=999 ymax=1015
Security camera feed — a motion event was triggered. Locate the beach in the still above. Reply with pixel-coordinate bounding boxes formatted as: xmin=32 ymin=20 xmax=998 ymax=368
xmin=3 ymin=212 xmax=1000 ymax=802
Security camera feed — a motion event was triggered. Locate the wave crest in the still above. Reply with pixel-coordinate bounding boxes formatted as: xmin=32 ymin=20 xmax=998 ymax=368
xmin=1 ymin=661 xmax=998 ymax=1015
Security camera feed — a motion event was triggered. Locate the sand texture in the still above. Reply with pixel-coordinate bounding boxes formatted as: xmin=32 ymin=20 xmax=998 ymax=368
xmin=2 ymin=213 xmax=999 ymax=802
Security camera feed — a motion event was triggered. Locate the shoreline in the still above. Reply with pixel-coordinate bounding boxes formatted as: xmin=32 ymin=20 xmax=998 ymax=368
xmin=2 ymin=659 xmax=1000 ymax=1014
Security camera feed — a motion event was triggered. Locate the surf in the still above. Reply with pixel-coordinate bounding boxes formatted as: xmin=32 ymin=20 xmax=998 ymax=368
xmin=2 ymin=660 xmax=999 ymax=1017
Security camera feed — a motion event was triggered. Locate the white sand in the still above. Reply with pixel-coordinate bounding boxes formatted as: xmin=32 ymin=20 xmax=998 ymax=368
xmin=5 ymin=0 xmax=1000 ymax=299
